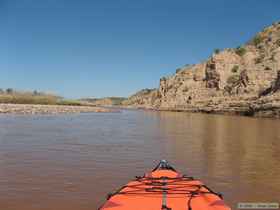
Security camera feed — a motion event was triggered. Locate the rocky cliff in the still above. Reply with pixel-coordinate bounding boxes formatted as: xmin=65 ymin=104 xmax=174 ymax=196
xmin=123 ymin=21 xmax=280 ymax=118
xmin=121 ymin=89 xmax=159 ymax=108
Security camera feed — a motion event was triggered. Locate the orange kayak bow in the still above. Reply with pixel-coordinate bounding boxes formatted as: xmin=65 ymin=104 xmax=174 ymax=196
xmin=99 ymin=160 xmax=231 ymax=210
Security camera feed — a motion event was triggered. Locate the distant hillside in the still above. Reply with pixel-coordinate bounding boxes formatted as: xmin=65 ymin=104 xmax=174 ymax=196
xmin=81 ymin=97 xmax=127 ymax=106
xmin=122 ymin=21 xmax=280 ymax=118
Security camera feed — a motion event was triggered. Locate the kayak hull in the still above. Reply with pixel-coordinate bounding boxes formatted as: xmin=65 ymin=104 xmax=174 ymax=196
xmin=99 ymin=160 xmax=231 ymax=210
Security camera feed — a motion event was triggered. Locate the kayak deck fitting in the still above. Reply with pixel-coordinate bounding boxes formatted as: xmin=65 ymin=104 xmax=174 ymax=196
xmin=99 ymin=160 xmax=231 ymax=210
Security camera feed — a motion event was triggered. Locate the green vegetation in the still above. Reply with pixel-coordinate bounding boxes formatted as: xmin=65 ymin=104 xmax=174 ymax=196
xmin=227 ymin=75 xmax=240 ymax=85
xmin=0 ymin=89 xmax=83 ymax=106
xmin=276 ymin=39 xmax=280 ymax=47
xmin=214 ymin=49 xmax=220 ymax=54
xmin=0 ymin=93 xmax=58 ymax=105
xmin=56 ymin=99 xmax=82 ymax=106
xmin=231 ymin=65 xmax=239 ymax=73
xmin=252 ymin=35 xmax=263 ymax=46
xmin=235 ymin=47 xmax=246 ymax=57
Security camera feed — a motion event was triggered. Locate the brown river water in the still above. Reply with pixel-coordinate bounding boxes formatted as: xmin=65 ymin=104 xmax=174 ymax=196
xmin=0 ymin=110 xmax=280 ymax=210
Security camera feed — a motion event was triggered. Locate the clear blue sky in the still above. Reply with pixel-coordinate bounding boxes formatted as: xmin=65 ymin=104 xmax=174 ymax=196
xmin=0 ymin=0 xmax=279 ymax=98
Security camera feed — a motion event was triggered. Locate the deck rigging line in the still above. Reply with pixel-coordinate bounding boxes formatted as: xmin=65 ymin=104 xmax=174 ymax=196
xmin=104 ymin=175 xmax=223 ymax=210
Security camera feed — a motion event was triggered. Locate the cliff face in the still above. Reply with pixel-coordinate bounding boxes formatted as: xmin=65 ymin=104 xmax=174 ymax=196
xmin=123 ymin=21 xmax=280 ymax=118
xmin=121 ymin=89 xmax=159 ymax=108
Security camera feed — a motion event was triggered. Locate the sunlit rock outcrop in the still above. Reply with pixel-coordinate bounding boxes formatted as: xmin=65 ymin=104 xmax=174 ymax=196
xmin=123 ymin=21 xmax=280 ymax=118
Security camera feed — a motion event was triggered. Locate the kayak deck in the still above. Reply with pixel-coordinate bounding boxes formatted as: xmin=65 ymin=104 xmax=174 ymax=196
xmin=99 ymin=160 xmax=231 ymax=210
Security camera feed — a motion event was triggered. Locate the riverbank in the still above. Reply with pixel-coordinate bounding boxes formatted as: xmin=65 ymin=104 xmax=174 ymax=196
xmin=121 ymin=92 xmax=280 ymax=118
xmin=0 ymin=103 xmax=114 ymax=115
xmin=158 ymin=93 xmax=280 ymax=118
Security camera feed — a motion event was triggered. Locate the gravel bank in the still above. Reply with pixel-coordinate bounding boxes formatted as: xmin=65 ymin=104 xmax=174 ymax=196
xmin=0 ymin=104 xmax=115 ymax=115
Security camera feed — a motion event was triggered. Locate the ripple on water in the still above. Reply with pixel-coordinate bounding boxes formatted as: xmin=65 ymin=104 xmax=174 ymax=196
xmin=0 ymin=111 xmax=280 ymax=209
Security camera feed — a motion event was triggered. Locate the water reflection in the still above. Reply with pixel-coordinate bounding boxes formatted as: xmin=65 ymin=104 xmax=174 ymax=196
xmin=0 ymin=111 xmax=279 ymax=210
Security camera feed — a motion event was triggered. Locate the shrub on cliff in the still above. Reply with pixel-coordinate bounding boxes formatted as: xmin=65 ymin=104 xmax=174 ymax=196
xmin=235 ymin=47 xmax=246 ymax=56
xmin=231 ymin=65 xmax=239 ymax=73
xmin=227 ymin=75 xmax=240 ymax=85
xmin=252 ymin=35 xmax=263 ymax=46
xmin=214 ymin=49 xmax=220 ymax=54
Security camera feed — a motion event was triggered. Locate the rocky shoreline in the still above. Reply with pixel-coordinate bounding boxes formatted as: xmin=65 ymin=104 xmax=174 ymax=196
xmin=0 ymin=103 xmax=115 ymax=115
xmin=157 ymin=93 xmax=280 ymax=118
xmin=123 ymin=93 xmax=280 ymax=118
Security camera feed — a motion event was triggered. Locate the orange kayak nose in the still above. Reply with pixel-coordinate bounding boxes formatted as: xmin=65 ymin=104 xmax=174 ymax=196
xmin=99 ymin=160 xmax=231 ymax=210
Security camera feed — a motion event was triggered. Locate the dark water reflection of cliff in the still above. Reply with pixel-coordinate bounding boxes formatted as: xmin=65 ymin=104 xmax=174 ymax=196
xmin=0 ymin=111 xmax=279 ymax=210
